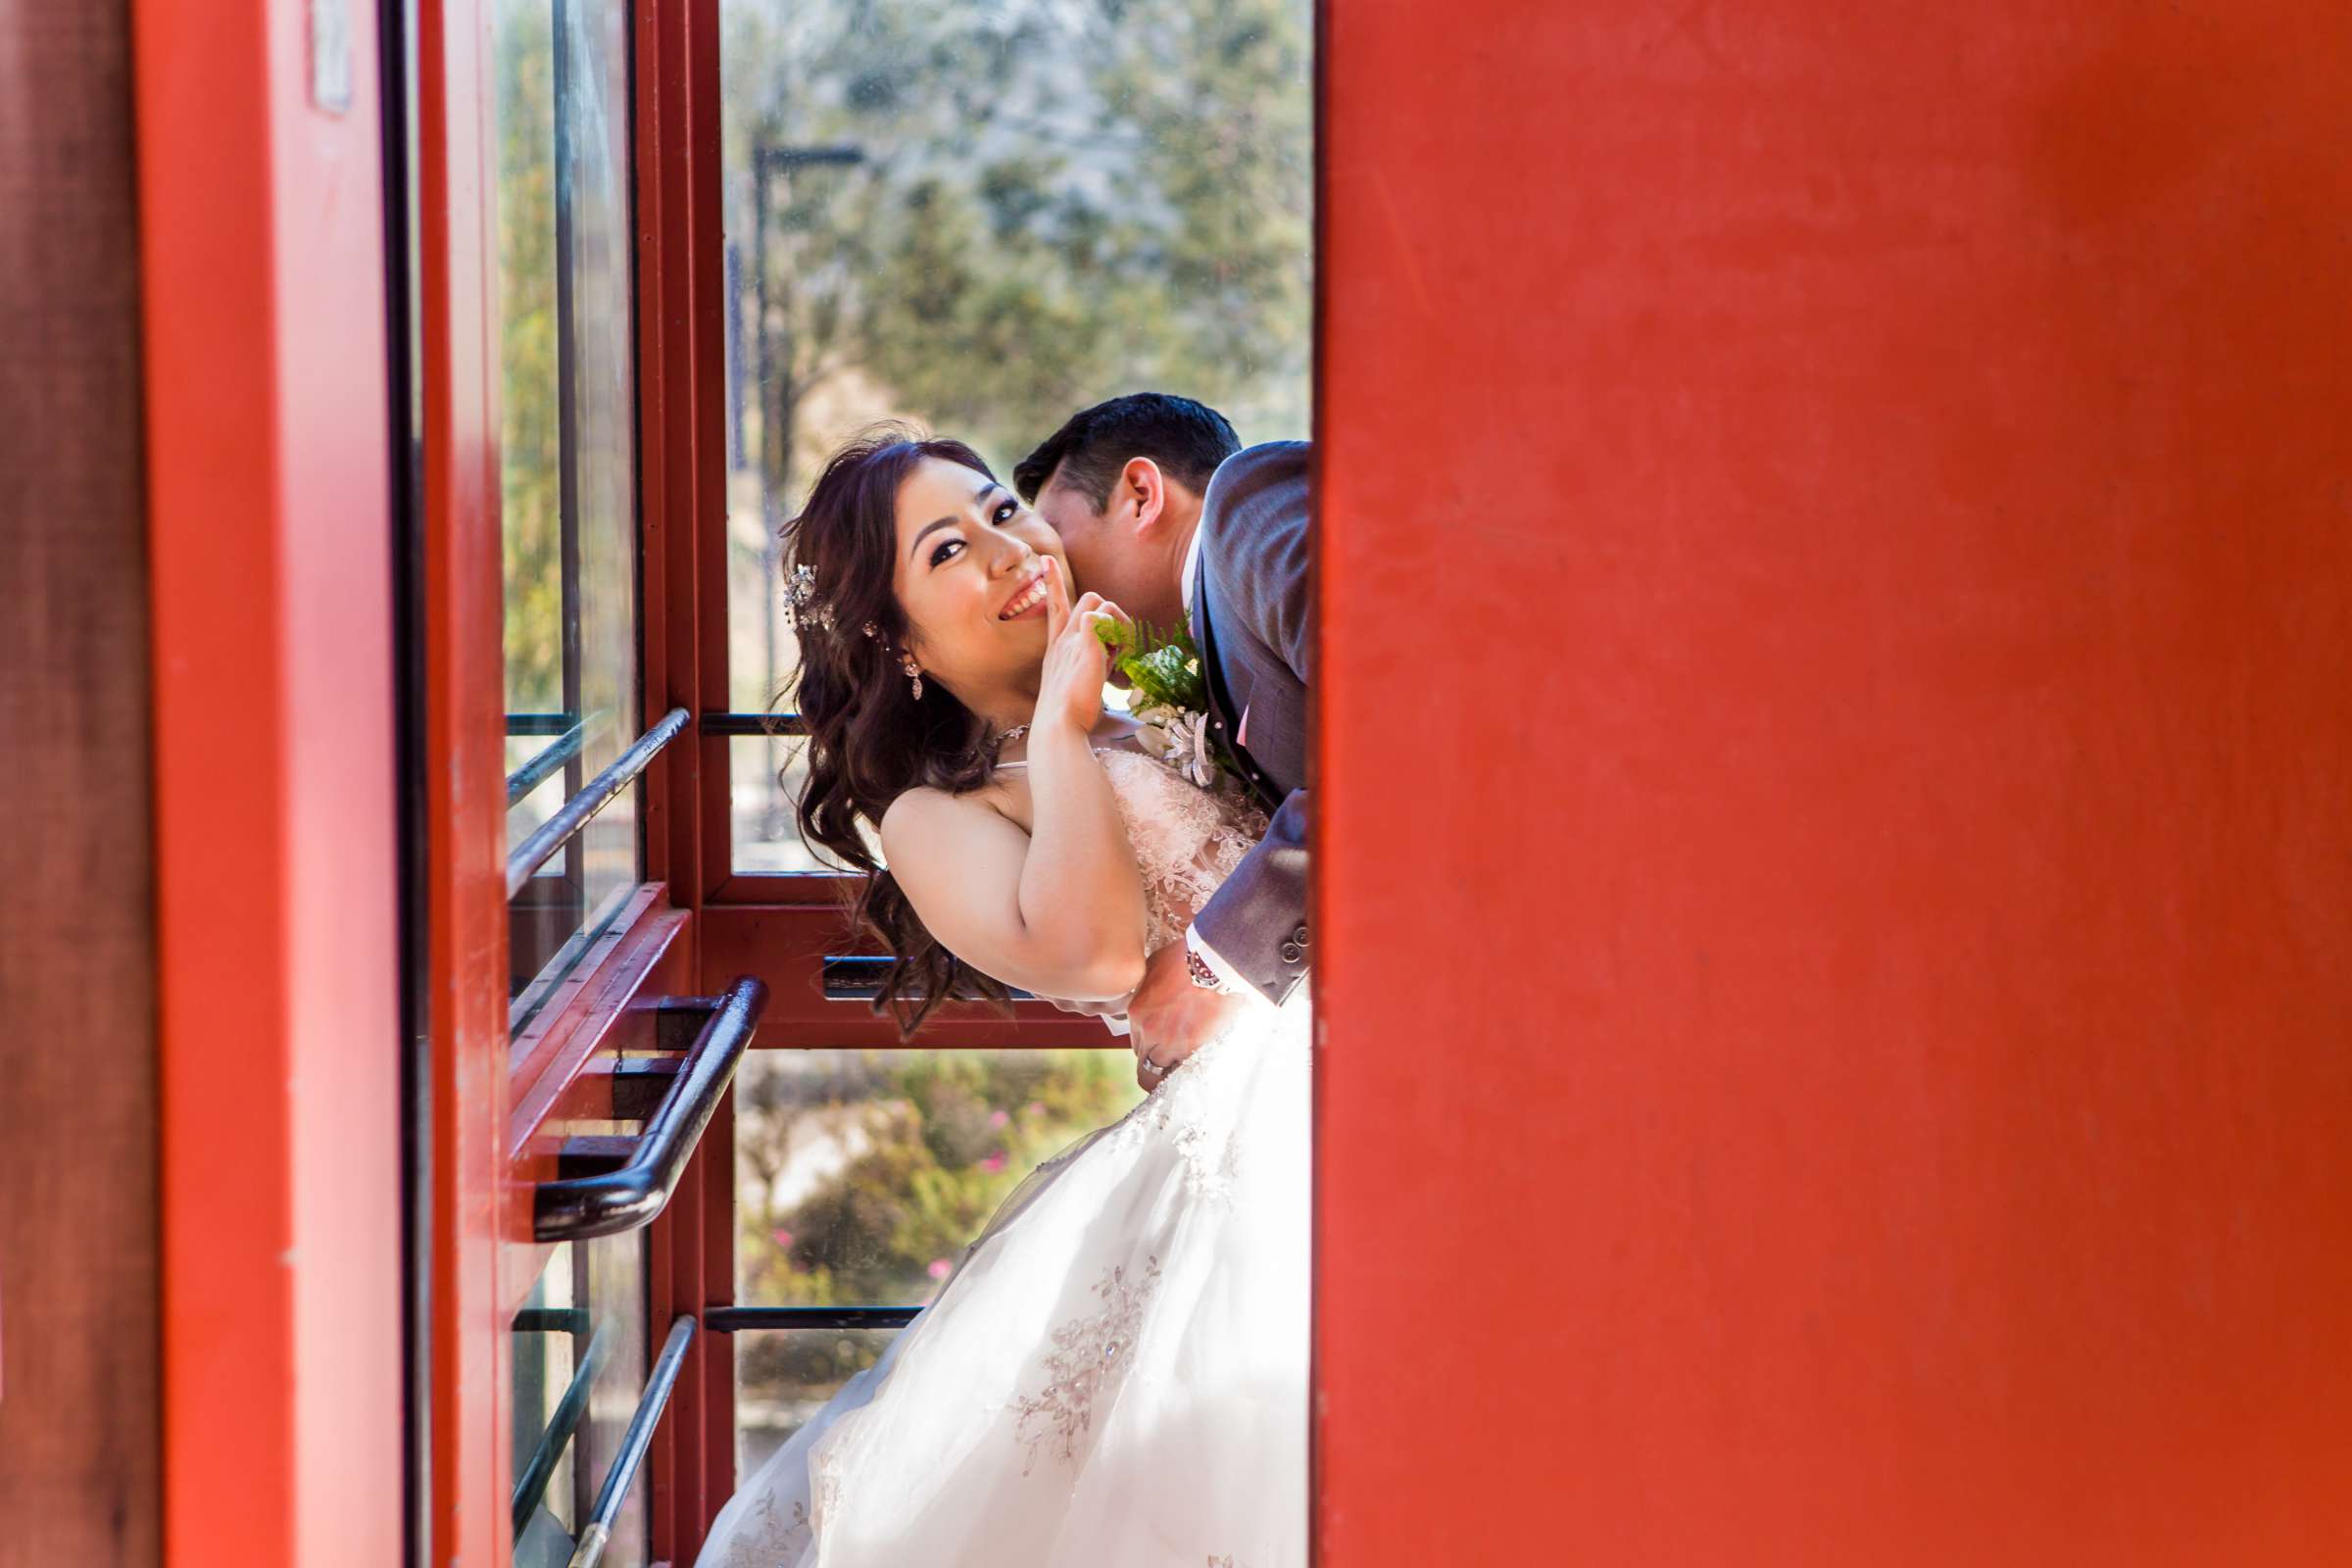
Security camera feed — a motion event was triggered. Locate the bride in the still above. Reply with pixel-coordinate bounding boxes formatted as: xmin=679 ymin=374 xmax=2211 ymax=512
xmin=696 ymin=431 xmax=1309 ymax=1567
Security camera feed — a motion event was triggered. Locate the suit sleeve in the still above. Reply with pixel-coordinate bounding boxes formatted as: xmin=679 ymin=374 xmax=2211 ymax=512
xmin=1192 ymin=786 xmax=1310 ymax=1005
xmin=1189 ymin=442 xmax=1313 ymax=1006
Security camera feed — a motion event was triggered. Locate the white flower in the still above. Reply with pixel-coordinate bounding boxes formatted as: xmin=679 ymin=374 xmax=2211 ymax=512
xmin=1127 ymin=699 xmax=1223 ymax=788
xmin=1164 ymin=710 xmax=1219 ymax=787
xmin=1132 ymin=716 xmax=1178 ymax=764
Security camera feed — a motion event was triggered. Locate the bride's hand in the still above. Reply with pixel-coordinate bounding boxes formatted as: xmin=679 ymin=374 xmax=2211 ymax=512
xmin=1034 ymin=556 xmax=1130 ymax=736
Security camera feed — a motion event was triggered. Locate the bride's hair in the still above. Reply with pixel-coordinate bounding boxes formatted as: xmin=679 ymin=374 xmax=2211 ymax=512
xmin=779 ymin=426 xmax=1018 ymax=1036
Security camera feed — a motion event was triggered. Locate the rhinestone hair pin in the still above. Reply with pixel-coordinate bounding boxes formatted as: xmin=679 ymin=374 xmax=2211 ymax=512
xmin=785 ymin=563 xmax=836 ymax=634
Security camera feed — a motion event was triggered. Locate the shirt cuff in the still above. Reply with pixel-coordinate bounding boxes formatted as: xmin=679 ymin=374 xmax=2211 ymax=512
xmin=1184 ymin=923 xmax=1254 ymax=998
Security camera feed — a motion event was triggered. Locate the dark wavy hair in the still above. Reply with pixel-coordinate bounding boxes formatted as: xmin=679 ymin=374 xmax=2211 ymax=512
xmin=777 ymin=427 xmax=1020 ymax=1036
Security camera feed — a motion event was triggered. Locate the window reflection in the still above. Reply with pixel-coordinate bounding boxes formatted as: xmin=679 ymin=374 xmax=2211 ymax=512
xmin=730 ymin=1046 xmax=1147 ymax=1462
xmin=510 ymin=1235 xmax=651 ymax=1567
xmin=719 ymin=0 xmax=1315 ymax=869
xmin=497 ymin=0 xmax=644 ymax=1018
xmin=729 ymin=735 xmax=873 ymax=874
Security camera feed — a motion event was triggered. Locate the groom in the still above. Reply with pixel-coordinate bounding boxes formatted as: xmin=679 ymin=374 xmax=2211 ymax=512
xmin=1014 ymin=394 xmax=1312 ymax=1079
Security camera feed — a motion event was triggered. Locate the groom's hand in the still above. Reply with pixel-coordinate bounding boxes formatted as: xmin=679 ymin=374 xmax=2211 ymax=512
xmin=1125 ymin=941 xmax=1248 ymax=1085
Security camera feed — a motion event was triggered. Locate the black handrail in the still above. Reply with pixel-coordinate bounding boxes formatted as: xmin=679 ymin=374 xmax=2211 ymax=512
xmin=821 ymin=955 xmax=1039 ymax=1004
xmin=699 ymin=710 xmax=805 ymax=737
xmin=532 ymin=977 xmax=767 ymax=1243
xmin=508 ymin=710 xmax=583 ymax=737
xmin=567 ymin=1315 xmax=696 ymax=1568
xmin=511 ymin=1321 xmax=612 ymax=1537
xmin=507 ymin=707 xmax=690 ymax=897
xmin=703 ymin=1304 xmax=921 ymax=1332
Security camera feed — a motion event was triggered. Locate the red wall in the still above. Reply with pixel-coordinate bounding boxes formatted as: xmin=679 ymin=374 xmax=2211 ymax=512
xmin=1315 ymin=4 xmax=2352 ymax=1562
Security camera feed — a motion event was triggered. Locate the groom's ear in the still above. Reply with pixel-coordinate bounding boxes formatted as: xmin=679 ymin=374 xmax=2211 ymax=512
xmin=1118 ymin=457 xmax=1169 ymax=534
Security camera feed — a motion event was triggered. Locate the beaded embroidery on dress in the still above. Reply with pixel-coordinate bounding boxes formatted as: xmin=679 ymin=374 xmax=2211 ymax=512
xmin=696 ymin=747 xmax=1307 ymax=1568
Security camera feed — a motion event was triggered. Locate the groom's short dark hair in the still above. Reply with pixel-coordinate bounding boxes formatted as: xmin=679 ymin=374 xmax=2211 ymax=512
xmin=1013 ymin=393 xmax=1242 ymax=513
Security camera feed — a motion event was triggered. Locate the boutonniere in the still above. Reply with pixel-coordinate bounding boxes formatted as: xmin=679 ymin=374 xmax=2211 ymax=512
xmin=1094 ymin=618 xmax=1238 ymax=789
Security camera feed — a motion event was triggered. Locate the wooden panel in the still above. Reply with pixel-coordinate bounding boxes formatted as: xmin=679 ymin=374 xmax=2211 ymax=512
xmin=0 ymin=4 xmax=160 ymax=1561
xmin=1317 ymin=3 xmax=2352 ymax=1564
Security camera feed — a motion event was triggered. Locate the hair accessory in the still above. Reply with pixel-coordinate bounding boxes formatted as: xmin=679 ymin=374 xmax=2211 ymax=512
xmin=785 ymin=564 xmax=835 ymax=634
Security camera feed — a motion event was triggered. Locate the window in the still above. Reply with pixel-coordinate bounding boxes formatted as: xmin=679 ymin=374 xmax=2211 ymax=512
xmin=699 ymin=0 xmax=1315 ymax=1544
xmin=730 ymin=1048 xmax=1147 ymax=1474
xmin=491 ymin=5 xmax=664 ymax=1565
xmin=498 ymin=0 xmax=646 ymax=1031
xmin=715 ymin=0 xmax=1316 ymax=874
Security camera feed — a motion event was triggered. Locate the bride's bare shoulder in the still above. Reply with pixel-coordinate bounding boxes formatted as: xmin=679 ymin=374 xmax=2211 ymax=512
xmin=878 ymin=780 xmax=1024 ymax=857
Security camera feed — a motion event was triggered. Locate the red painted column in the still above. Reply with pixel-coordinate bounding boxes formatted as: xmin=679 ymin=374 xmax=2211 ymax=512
xmin=1315 ymin=4 xmax=2352 ymax=1562
xmin=135 ymin=0 xmax=403 ymax=1562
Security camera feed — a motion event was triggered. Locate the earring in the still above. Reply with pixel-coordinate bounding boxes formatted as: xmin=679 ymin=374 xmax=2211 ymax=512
xmin=902 ymin=653 xmax=924 ymax=702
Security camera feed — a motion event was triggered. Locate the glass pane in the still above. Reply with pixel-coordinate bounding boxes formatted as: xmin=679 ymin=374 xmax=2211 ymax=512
xmin=734 ymin=1049 xmax=1147 ymax=1311
xmin=719 ymin=0 xmax=1316 ymax=865
xmin=498 ymin=0 xmax=643 ymax=1017
xmin=730 ymin=1048 xmax=1147 ymax=1486
xmin=731 ymin=734 xmax=871 ymax=874
xmin=734 ymin=1326 xmax=898 ymax=1483
xmin=510 ymin=1230 xmax=650 ymax=1567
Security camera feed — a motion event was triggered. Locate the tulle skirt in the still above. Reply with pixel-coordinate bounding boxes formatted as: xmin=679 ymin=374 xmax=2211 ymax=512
xmin=696 ymin=989 xmax=1311 ymax=1568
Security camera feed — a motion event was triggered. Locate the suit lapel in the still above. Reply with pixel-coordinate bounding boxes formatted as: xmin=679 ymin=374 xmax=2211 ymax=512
xmin=1191 ymin=572 xmax=1284 ymax=811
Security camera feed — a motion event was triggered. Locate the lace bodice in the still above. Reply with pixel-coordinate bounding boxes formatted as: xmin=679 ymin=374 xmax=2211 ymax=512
xmin=1080 ymin=747 xmax=1269 ymax=956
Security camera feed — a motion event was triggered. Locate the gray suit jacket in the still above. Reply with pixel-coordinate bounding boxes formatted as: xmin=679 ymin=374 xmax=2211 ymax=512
xmin=1188 ymin=441 xmax=1312 ymax=1005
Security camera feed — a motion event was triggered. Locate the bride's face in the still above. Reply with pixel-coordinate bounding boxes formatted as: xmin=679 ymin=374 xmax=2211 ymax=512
xmin=892 ymin=456 xmax=1071 ymax=695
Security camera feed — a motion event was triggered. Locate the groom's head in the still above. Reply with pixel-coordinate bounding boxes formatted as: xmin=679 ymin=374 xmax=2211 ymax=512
xmin=1013 ymin=393 xmax=1240 ymax=632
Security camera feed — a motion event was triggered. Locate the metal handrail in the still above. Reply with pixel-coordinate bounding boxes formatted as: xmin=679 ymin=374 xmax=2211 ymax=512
xmin=532 ymin=977 xmax=768 ymax=1242
xmin=566 ymin=1315 xmax=697 ymax=1568
xmin=505 ymin=719 xmax=588 ymax=807
xmin=511 ymin=1321 xmax=613 ymax=1537
xmin=507 ymin=707 xmax=690 ymax=897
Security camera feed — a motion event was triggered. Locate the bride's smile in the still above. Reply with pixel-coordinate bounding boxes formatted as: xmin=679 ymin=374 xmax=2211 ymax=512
xmin=996 ymin=565 xmax=1050 ymax=620
xmin=890 ymin=455 xmax=1074 ymax=716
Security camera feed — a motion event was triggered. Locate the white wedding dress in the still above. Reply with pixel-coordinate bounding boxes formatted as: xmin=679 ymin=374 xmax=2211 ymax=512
xmin=697 ymin=745 xmax=1310 ymax=1568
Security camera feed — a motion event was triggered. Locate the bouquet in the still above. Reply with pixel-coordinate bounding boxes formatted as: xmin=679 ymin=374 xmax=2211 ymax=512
xmin=1094 ymin=618 xmax=1235 ymax=789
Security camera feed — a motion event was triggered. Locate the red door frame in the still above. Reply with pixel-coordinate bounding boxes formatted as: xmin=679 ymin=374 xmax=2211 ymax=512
xmin=134 ymin=0 xmax=405 ymax=1562
xmin=411 ymin=0 xmax=524 ymax=1555
xmin=1316 ymin=4 xmax=2352 ymax=1563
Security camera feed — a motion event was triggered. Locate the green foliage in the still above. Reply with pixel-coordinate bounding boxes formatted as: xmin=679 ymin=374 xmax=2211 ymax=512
xmin=738 ymin=1050 xmax=1139 ymax=1309
xmin=495 ymin=10 xmax=563 ymax=711
xmin=734 ymin=1048 xmax=1144 ymax=1405
xmin=1095 ymin=617 xmax=1209 ymax=713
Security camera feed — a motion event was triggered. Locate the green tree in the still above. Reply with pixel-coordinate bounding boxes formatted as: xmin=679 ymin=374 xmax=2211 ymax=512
xmin=733 ymin=1049 xmax=1143 ymax=1410
xmin=496 ymin=3 xmax=564 ymax=713
xmin=723 ymin=0 xmax=1314 ymax=496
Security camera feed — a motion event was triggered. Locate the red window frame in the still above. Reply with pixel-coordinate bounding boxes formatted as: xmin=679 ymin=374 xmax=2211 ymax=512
xmin=415 ymin=3 xmax=1116 ymax=1563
